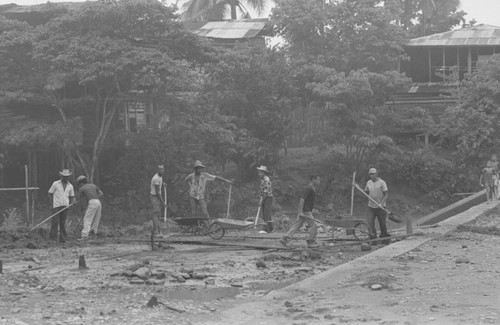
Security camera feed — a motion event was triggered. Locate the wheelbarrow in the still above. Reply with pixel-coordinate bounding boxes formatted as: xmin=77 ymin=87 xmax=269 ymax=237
xmin=207 ymin=218 xmax=266 ymax=239
xmin=323 ymin=217 xmax=370 ymax=241
xmin=167 ymin=217 xmax=210 ymax=235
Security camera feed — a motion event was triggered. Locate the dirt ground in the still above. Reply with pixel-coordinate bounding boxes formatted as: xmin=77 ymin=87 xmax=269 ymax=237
xmin=0 ymin=224 xmax=377 ymax=325
xmin=1 ymin=204 xmax=499 ymax=325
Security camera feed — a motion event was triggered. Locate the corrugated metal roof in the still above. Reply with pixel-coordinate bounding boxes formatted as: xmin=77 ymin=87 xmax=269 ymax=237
xmin=193 ymin=19 xmax=269 ymax=39
xmin=407 ymin=24 xmax=500 ymax=47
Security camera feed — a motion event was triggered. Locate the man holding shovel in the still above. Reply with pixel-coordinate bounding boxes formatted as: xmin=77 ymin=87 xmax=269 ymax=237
xmin=280 ymin=175 xmax=321 ymax=248
xmin=76 ymin=175 xmax=103 ymax=240
xmin=364 ymin=168 xmax=390 ymax=245
xmin=48 ymin=169 xmax=75 ymax=243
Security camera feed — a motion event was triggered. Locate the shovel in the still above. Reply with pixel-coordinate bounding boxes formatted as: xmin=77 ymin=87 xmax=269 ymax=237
xmin=352 ymin=183 xmax=402 ymax=223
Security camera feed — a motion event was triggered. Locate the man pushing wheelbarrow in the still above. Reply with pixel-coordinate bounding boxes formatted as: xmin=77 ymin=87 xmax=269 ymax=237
xmin=279 ymin=174 xmax=321 ymax=248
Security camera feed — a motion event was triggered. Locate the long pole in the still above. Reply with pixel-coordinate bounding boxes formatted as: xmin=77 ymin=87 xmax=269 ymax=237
xmin=29 ymin=203 xmax=74 ymax=232
xmin=25 ymin=165 xmax=29 ymax=227
xmin=163 ymin=182 xmax=167 ymax=223
xmin=350 ymin=171 xmax=356 ymax=216
xmin=226 ymin=183 xmax=232 ymax=218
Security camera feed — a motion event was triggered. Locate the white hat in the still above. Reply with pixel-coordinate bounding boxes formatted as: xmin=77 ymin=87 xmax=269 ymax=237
xmin=368 ymin=168 xmax=377 ymax=174
xmin=77 ymin=175 xmax=87 ymax=183
xmin=59 ymin=169 xmax=72 ymax=177
xmin=256 ymin=165 xmax=269 ymax=173
xmin=193 ymin=160 xmax=206 ymax=168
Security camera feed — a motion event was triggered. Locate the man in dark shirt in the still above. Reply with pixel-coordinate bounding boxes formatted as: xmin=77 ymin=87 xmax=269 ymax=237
xmin=279 ymin=175 xmax=321 ymax=248
xmin=77 ymin=175 xmax=103 ymax=240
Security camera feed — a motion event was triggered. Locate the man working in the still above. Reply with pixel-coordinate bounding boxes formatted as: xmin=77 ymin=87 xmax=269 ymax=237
xmin=185 ymin=160 xmax=232 ymax=219
xmin=151 ymin=165 xmax=166 ymax=237
xmin=257 ymin=165 xmax=274 ymax=233
xmin=480 ymin=160 xmax=498 ymax=203
xmin=364 ymin=168 xmax=390 ymax=245
xmin=76 ymin=175 xmax=103 ymax=240
xmin=48 ymin=169 xmax=75 ymax=243
xmin=280 ymin=175 xmax=321 ymax=248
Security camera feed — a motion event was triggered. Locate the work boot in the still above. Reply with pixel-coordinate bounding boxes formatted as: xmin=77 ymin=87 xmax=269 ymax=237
xmin=279 ymin=237 xmax=289 ymax=247
xmin=266 ymin=222 xmax=274 ymax=233
xmin=306 ymin=239 xmax=320 ymax=248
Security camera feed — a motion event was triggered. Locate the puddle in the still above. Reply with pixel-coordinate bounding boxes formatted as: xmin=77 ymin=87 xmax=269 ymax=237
xmin=158 ymin=280 xmax=298 ymax=302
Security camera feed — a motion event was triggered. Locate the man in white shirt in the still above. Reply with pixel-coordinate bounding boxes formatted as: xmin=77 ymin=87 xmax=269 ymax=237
xmin=364 ymin=168 xmax=390 ymax=245
xmin=48 ymin=169 xmax=75 ymax=243
xmin=150 ymin=165 xmax=165 ymax=237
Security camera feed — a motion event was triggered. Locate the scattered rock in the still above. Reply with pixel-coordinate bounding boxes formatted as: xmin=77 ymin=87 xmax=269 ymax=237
xmin=205 ymin=278 xmax=215 ymax=285
xmin=370 ymin=284 xmax=383 ymax=290
xmin=129 ymin=279 xmax=145 ymax=285
xmin=255 ymin=260 xmax=267 ymax=268
xmin=145 ymin=279 xmax=165 ymax=285
xmin=146 ymin=295 xmax=161 ymax=308
xmin=461 ymin=244 xmax=467 ymax=249
xmin=284 ymin=301 xmax=293 ymax=307
xmin=26 ymin=242 xmax=38 ymax=249
xmin=361 ymin=243 xmax=372 ymax=251
xmin=193 ymin=272 xmax=207 ymax=280
xmin=175 ymin=276 xmax=186 ymax=283
xmin=455 ymin=257 xmax=470 ymax=264
xmin=133 ymin=267 xmax=152 ymax=279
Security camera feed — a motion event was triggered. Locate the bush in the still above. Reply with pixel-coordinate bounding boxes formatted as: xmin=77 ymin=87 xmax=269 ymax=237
xmin=1 ymin=208 xmax=23 ymax=232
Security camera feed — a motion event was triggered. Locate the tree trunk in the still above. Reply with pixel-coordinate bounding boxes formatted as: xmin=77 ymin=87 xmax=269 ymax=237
xmin=230 ymin=0 xmax=237 ymax=19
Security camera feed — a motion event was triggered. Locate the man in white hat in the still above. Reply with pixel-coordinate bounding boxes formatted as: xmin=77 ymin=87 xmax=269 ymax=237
xmin=364 ymin=168 xmax=390 ymax=244
xmin=257 ymin=165 xmax=274 ymax=233
xmin=48 ymin=169 xmax=75 ymax=243
xmin=185 ymin=160 xmax=231 ymax=219
xmin=151 ymin=165 xmax=166 ymax=237
xmin=76 ymin=175 xmax=103 ymax=240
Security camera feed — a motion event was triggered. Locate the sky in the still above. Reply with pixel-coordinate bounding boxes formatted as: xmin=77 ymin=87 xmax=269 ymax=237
xmin=1 ymin=0 xmax=500 ymax=27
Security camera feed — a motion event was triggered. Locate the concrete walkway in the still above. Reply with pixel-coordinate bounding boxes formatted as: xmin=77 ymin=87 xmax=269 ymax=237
xmin=194 ymin=200 xmax=500 ymax=325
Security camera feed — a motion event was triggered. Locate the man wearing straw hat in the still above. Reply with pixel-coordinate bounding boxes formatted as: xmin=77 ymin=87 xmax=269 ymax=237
xmin=257 ymin=165 xmax=274 ymax=233
xmin=76 ymin=175 xmax=103 ymax=240
xmin=48 ymin=169 xmax=75 ymax=243
xmin=185 ymin=160 xmax=231 ymax=219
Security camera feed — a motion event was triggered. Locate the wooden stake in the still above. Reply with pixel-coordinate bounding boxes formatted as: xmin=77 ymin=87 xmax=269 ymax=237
xmin=226 ymin=183 xmax=232 ymax=218
xmin=25 ymin=165 xmax=29 ymax=227
xmin=350 ymin=171 xmax=356 ymax=216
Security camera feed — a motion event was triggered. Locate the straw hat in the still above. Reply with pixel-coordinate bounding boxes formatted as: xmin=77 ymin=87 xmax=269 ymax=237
xmin=368 ymin=168 xmax=377 ymax=174
xmin=193 ymin=160 xmax=206 ymax=169
xmin=59 ymin=169 xmax=72 ymax=177
xmin=256 ymin=165 xmax=269 ymax=173
xmin=77 ymin=175 xmax=87 ymax=183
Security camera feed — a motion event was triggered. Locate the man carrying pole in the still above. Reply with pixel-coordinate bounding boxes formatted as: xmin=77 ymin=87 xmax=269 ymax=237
xmin=279 ymin=175 xmax=321 ymax=248
xmin=185 ymin=160 xmax=232 ymax=219
xmin=48 ymin=169 xmax=75 ymax=243
xmin=76 ymin=175 xmax=103 ymax=240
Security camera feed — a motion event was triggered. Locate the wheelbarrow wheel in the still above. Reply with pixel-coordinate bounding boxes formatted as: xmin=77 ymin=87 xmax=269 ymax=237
xmin=353 ymin=222 xmax=370 ymax=241
xmin=208 ymin=223 xmax=225 ymax=240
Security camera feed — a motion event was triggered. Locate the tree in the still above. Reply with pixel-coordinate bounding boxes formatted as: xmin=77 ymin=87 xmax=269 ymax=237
xmin=180 ymin=0 xmax=267 ymax=21
xmin=0 ymin=0 xmax=214 ymax=183
xmin=390 ymin=0 xmax=465 ymax=36
xmin=436 ymin=54 xmax=500 ymax=162
xmin=196 ymin=45 xmax=296 ymax=180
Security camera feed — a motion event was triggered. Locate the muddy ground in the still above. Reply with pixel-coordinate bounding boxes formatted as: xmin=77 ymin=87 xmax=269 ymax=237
xmin=0 ymin=224 xmax=383 ymax=325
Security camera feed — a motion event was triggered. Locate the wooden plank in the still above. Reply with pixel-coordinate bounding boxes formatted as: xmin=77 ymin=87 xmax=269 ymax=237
xmin=123 ymin=238 xmax=292 ymax=251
